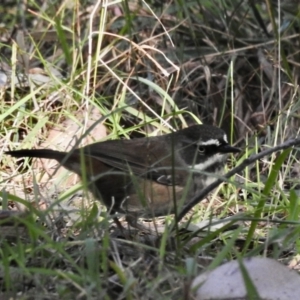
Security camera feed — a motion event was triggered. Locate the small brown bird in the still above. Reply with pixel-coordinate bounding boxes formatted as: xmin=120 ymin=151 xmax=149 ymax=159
xmin=6 ymin=124 xmax=240 ymax=230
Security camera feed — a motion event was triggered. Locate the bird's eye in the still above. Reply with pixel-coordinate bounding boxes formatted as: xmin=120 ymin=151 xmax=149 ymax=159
xmin=198 ymin=146 xmax=205 ymax=153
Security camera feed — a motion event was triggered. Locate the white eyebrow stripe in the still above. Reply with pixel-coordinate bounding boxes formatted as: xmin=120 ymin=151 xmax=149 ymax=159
xmin=198 ymin=139 xmax=220 ymax=146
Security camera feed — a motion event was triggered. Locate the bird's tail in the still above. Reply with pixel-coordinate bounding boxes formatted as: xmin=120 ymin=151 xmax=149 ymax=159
xmin=5 ymin=149 xmax=67 ymax=162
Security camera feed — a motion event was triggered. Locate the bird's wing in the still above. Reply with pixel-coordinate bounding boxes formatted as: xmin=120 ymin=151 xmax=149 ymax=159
xmin=80 ymin=138 xmax=184 ymax=185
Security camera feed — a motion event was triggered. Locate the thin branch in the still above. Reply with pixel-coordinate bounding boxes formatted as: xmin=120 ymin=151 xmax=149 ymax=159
xmin=175 ymin=137 xmax=300 ymax=224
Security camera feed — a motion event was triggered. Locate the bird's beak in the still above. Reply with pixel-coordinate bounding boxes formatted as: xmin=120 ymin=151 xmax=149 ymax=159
xmin=219 ymin=144 xmax=241 ymax=153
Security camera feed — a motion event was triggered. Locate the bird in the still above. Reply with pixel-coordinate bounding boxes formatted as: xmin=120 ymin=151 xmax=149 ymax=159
xmin=6 ymin=124 xmax=240 ymax=231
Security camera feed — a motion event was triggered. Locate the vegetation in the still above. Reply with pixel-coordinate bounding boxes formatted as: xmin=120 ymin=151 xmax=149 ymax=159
xmin=1 ymin=0 xmax=300 ymax=298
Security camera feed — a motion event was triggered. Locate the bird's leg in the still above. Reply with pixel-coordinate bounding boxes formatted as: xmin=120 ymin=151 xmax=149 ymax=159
xmin=113 ymin=216 xmax=126 ymax=231
xmin=112 ymin=216 xmax=140 ymax=238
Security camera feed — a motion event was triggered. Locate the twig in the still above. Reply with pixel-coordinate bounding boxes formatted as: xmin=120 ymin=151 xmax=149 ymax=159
xmin=175 ymin=137 xmax=300 ymax=224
